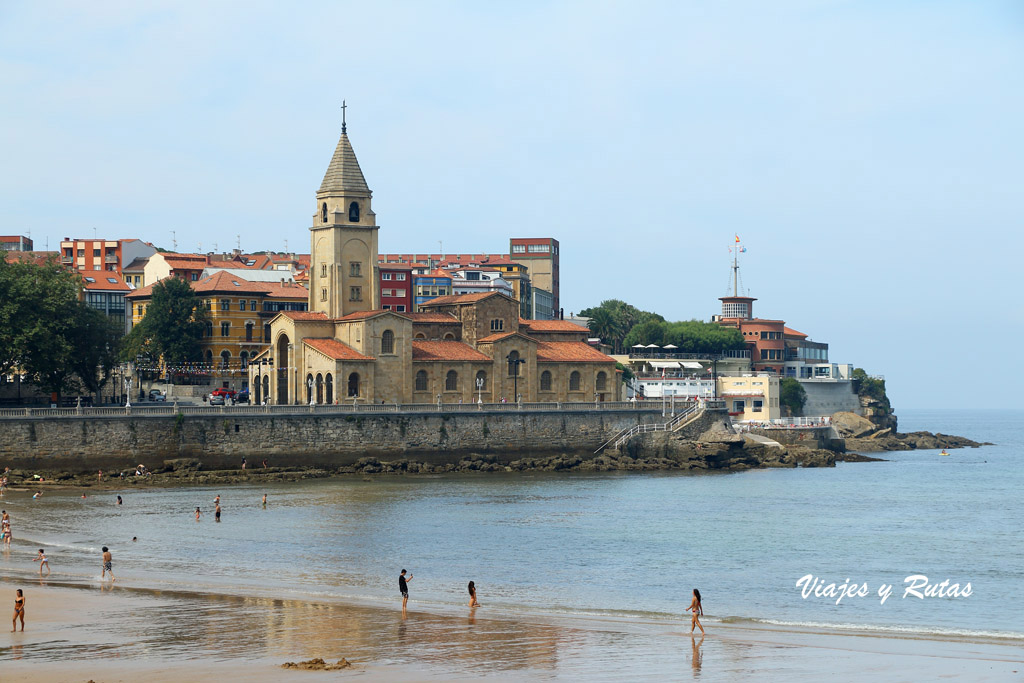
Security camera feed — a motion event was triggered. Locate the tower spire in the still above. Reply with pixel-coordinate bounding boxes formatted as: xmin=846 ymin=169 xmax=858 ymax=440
xmin=341 ymin=100 xmax=347 ymax=134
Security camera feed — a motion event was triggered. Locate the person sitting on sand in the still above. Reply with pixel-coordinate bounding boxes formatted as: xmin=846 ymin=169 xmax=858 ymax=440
xmin=468 ymin=581 xmax=480 ymax=607
xmin=35 ymin=549 xmax=49 ymax=577
xmin=12 ymin=589 xmax=25 ymax=632
xmin=686 ymin=589 xmax=704 ymax=635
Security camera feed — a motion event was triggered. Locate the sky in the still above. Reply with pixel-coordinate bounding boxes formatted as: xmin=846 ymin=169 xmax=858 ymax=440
xmin=1 ymin=1 xmax=1022 ymax=410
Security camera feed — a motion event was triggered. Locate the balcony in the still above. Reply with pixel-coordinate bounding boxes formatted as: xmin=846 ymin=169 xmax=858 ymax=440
xmin=105 ymin=254 xmax=118 ymax=264
xmin=61 ymin=255 xmax=73 ymax=264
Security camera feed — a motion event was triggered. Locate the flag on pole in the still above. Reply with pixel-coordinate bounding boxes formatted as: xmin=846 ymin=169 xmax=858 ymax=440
xmin=735 ymin=235 xmax=740 ymax=243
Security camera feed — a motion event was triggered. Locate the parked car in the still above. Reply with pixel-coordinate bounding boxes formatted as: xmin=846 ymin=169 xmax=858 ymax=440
xmin=149 ymin=389 xmax=166 ymax=402
xmin=210 ymin=388 xmax=237 ymax=399
xmin=208 ymin=393 xmax=226 ymax=406
xmin=235 ymin=388 xmax=250 ymax=404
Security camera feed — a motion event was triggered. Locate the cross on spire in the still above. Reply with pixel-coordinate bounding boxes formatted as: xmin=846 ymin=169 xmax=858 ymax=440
xmin=341 ymin=100 xmax=347 ymax=134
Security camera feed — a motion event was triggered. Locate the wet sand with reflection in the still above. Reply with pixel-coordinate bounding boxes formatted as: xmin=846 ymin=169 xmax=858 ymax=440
xmin=0 ymin=581 xmax=1020 ymax=682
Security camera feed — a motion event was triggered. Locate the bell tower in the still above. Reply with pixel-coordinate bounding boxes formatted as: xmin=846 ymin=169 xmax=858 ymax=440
xmin=309 ymin=103 xmax=380 ymax=318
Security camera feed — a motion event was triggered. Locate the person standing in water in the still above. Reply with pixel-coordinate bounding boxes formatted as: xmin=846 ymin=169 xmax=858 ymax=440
xmin=101 ymin=547 xmax=115 ymax=582
xmin=261 ymin=493 xmax=267 ymax=507
xmin=11 ymin=589 xmax=25 ymax=632
xmin=468 ymin=581 xmax=480 ymax=607
xmin=686 ymin=589 xmax=704 ymax=635
xmin=399 ymin=569 xmax=412 ymax=610
xmin=214 ymin=503 xmax=221 ymax=522
xmin=116 ymin=495 xmax=123 ymax=506
xmin=195 ymin=506 xmax=201 ymax=521
xmin=34 ymin=549 xmax=49 ymax=577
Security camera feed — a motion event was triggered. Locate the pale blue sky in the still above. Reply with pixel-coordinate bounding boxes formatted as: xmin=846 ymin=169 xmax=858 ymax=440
xmin=2 ymin=1 xmax=1021 ymax=410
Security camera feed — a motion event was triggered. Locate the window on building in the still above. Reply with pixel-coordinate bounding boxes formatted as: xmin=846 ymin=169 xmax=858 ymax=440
xmin=540 ymin=370 xmax=552 ymax=392
xmin=349 ymin=286 xmax=362 ymax=301
xmin=250 ymin=300 xmax=257 ymax=311
xmin=396 ymin=305 xmax=406 ymax=312
xmin=415 ymin=370 xmax=428 ymax=391
xmin=490 ymin=319 xmax=504 ymax=331
xmin=238 ymin=300 xmax=245 ymax=311
xmin=511 ymin=244 xmax=525 ymax=253
xmin=220 ymin=299 xmax=229 ymax=311
xmin=322 ymin=202 xmax=328 ymax=223
xmin=732 ymin=400 xmax=745 ymax=413
xmin=445 ymin=370 xmax=458 ymax=392
xmin=220 ymin=350 xmax=231 ymax=369
xmin=77 ymin=249 xmax=84 ymax=257
xmin=93 ymin=248 xmax=101 ymax=257
xmin=569 ymin=371 xmax=581 ymax=391
xmin=382 ymin=272 xmax=392 ymax=280
xmin=349 ymin=262 xmax=361 ymax=277
xmin=245 ymin=322 xmax=254 ymax=342
xmin=204 ymin=321 xmax=213 ymax=338
xmin=527 ymin=244 xmax=550 ymax=253
xmin=240 ymin=351 xmax=249 ymax=369
xmin=321 ymin=288 xmax=327 ymax=301
xmin=381 ymin=330 xmax=394 ymax=354
xmin=321 ymin=263 xmax=327 ymax=278
xmin=752 ymin=399 xmax=763 ymax=412
xmin=190 ymin=273 xmax=198 ymax=281
xmin=507 ymin=350 xmax=520 ymax=376
xmin=596 ymin=371 xmax=607 ymax=391
xmin=264 ymin=323 xmax=272 ymax=343
xmin=221 ymin=321 xmax=230 ymax=337
xmin=397 ymin=273 xmax=406 ymax=281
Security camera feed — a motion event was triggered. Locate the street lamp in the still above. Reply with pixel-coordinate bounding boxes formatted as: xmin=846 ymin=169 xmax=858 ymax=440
xmin=308 ymin=376 xmax=315 ymax=406
xmin=506 ymin=353 xmax=524 ymax=404
xmin=476 ymin=376 xmax=484 ymax=405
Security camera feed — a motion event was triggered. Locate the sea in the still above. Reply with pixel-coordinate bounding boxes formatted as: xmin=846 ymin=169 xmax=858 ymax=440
xmin=0 ymin=408 xmax=1021 ymax=678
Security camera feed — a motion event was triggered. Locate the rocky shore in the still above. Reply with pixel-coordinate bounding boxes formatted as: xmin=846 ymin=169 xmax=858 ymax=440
xmin=831 ymin=411 xmax=989 ymax=453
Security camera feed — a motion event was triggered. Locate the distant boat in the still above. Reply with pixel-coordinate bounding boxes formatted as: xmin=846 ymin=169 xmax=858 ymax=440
xmin=939 ymin=450 xmax=950 ymax=456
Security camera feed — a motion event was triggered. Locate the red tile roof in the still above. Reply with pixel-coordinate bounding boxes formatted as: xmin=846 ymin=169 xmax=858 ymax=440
xmin=3 ymin=251 xmax=59 ymax=266
xmin=335 ymin=309 xmax=405 ymax=321
xmin=304 ymin=338 xmax=374 ymax=361
xmin=476 ymin=331 xmax=535 ymax=344
xmin=783 ymin=327 xmax=808 ymax=338
xmin=519 ymin=319 xmax=589 ymax=333
xmin=536 ymin=341 xmax=616 ymax=363
xmin=420 ymin=291 xmax=504 ymax=307
xmin=79 ymin=271 xmax=131 ymax=292
xmin=281 ymin=311 xmax=330 ymax=321
xmin=406 ymin=312 xmax=460 ymax=324
xmin=412 ymin=340 xmax=491 ymax=362
xmin=193 ymin=271 xmax=269 ymax=293
xmin=262 ymin=282 xmax=309 ymax=299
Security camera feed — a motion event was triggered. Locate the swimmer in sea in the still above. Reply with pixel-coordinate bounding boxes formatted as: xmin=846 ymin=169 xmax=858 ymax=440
xmin=117 ymin=495 xmax=123 ymax=506
xmin=686 ymin=588 xmax=704 ymax=635
xmin=215 ymin=503 xmax=221 ymax=522
xmin=262 ymin=493 xmax=267 ymax=507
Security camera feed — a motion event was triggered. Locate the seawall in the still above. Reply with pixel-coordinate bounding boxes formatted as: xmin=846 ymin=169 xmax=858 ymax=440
xmin=0 ymin=408 xmax=666 ymax=472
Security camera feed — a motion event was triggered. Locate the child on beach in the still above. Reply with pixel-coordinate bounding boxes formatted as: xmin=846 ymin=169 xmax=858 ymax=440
xmin=686 ymin=589 xmax=704 ymax=635
xmin=399 ymin=569 xmax=413 ymax=609
xmin=35 ymin=549 xmax=49 ymax=577
xmin=101 ymin=546 xmax=115 ymax=582
xmin=12 ymin=589 xmax=25 ymax=632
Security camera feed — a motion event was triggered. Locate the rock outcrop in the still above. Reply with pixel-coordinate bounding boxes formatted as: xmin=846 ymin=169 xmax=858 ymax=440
xmin=832 ymin=411 xmax=987 ymax=453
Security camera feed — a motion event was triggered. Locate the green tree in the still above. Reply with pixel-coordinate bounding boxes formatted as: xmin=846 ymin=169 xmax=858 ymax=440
xmin=70 ymin=306 xmax=122 ymax=397
xmin=581 ymin=299 xmax=663 ymax=353
xmin=779 ymin=377 xmax=807 ymax=416
xmin=122 ymin=278 xmax=206 ymax=365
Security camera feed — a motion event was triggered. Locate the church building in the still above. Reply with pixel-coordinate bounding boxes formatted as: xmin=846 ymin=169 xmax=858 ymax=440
xmin=250 ymin=123 xmax=620 ymax=405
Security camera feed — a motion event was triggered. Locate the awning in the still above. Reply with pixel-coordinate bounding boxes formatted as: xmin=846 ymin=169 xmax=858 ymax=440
xmin=681 ymin=361 xmax=703 ymax=369
xmin=648 ymin=361 xmax=681 ymax=369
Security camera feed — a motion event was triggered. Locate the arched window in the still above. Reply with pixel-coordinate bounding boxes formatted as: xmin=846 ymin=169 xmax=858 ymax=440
xmin=507 ymin=350 xmax=520 ymax=377
xmin=540 ymin=370 xmax=552 ymax=392
xmin=348 ymin=201 xmax=360 ymax=222
xmin=221 ymin=321 xmax=230 ymax=337
xmin=220 ymin=350 xmax=231 ymax=369
xmin=205 ymin=321 xmax=214 ymax=338
xmin=596 ymin=371 xmax=607 ymax=391
xmin=240 ymin=351 xmax=249 ymax=369
xmin=475 ymin=370 xmax=487 ymax=390
xmin=569 ymin=371 xmax=581 ymax=391
xmin=415 ymin=370 xmax=428 ymax=391
xmin=263 ymin=323 xmax=271 ymax=343
xmin=325 ymin=374 xmax=334 ymax=404
xmin=443 ymin=332 xmax=455 ymax=341
xmin=316 ymin=373 xmax=324 ymax=404
xmin=321 ymin=202 xmax=328 ymax=223
xmin=305 ymin=373 xmax=314 ymax=402
xmin=205 ymin=349 xmax=213 ymax=365
xmin=381 ymin=329 xmax=395 ymax=354
xmin=262 ymin=375 xmax=269 ymax=402
xmin=445 ymin=370 xmax=458 ymax=391
xmin=348 ymin=372 xmax=359 ymax=397
xmin=321 ymin=263 xmax=327 ymax=278
xmin=414 ymin=332 xmax=426 ymax=340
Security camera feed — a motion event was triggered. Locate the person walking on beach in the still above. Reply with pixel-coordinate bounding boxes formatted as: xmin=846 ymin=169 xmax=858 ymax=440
xmin=468 ymin=581 xmax=480 ymax=607
xmin=686 ymin=589 xmax=704 ymax=635
xmin=399 ymin=569 xmax=412 ymax=609
xmin=11 ymin=589 xmax=25 ymax=632
xmin=241 ymin=457 xmax=246 ymax=470
xmin=195 ymin=506 xmax=201 ymax=521
xmin=101 ymin=546 xmax=115 ymax=582
xmin=34 ymin=549 xmax=49 ymax=577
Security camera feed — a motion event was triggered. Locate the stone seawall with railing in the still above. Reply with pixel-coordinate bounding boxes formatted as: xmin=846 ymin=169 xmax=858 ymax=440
xmin=0 ymin=402 xmax=667 ymax=472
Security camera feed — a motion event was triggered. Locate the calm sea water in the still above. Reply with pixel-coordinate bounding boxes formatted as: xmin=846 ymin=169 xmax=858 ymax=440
xmin=1 ymin=409 xmax=1020 ymax=642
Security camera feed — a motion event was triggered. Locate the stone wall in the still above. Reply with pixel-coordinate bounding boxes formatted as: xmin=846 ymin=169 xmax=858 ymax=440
xmin=799 ymin=380 xmax=861 ymax=416
xmin=0 ymin=409 xmax=665 ymax=472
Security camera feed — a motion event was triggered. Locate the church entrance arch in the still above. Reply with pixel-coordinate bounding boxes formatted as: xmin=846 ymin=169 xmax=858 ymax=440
xmin=276 ymin=334 xmax=290 ymax=404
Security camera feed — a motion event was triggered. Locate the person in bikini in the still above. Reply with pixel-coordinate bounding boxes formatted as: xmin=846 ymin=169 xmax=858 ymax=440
xmin=686 ymin=588 xmax=704 ymax=635
xmin=468 ymin=581 xmax=480 ymax=608
xmin=11 ymin=589 xmax=25 ymax=632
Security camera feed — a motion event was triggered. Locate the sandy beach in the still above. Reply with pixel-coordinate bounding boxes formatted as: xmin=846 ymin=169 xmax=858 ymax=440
xmin=0 ymin=580 xmax=1019 ymax=682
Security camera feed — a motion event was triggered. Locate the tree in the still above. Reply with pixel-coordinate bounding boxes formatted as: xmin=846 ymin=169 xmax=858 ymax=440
xmin=122 ymin=278 xmax=206 ymax=365
xmin=580 ymin=299 xmax=663 ymax=354
xmin=623 ymin=319 xmax=745 ymax=355
xmin=779 ymin=377 xmax=807 ymax=416
xmin=71 ymin=306 xmax=122 ymax=396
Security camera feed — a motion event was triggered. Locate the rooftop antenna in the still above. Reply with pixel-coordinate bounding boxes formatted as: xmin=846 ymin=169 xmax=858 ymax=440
xmin=213 ymin=243 xmax=218 ymax=253
xmin=236 ymin=234 xmax=241 ymax=251
xmin=93 ymin=226 xmax=97 ymax=239
xmin=171 ymin=230 xmax=177 ymax=251
xmin=729 ymin=235 xmax=747 ymax=296
xmin=341 ymin=100 xmax=347 ymax=134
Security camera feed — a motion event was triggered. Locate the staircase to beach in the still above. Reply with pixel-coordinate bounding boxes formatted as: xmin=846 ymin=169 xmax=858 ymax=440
xmin=594 ymin=400 xmax=724 ymax=454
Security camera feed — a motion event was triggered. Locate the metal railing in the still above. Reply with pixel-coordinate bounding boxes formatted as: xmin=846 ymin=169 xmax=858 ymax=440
xmin=594 ymin=399 xmax=725 ymax=453
xmin=734 ymin=416 xmax=832 ymax=431
xmin=0 ymin=400 xmax=661 ymax=420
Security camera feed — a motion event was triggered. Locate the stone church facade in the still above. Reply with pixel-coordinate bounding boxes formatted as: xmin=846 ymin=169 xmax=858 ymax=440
xmin=251 ymin=126 xmax=620 ymax=405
